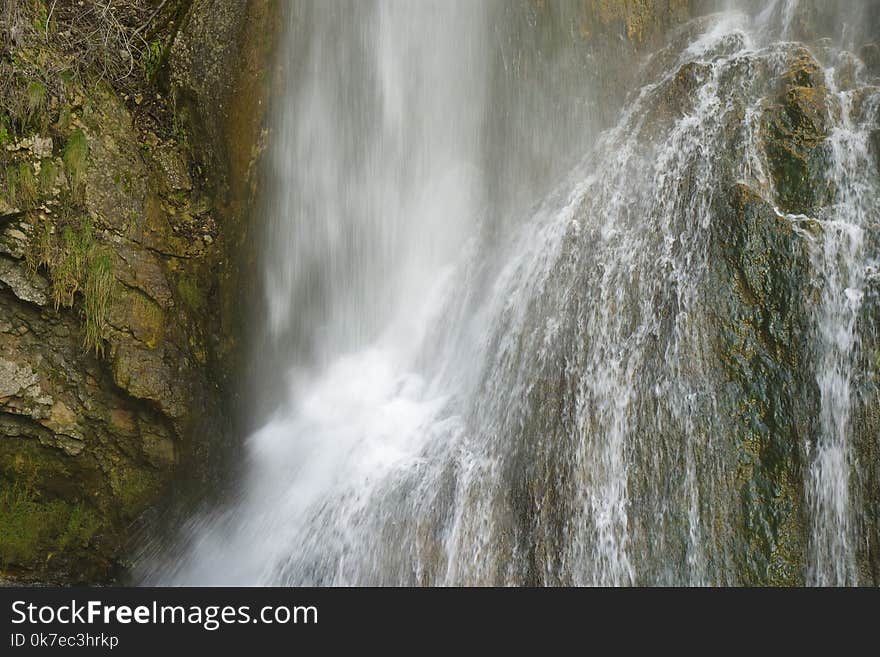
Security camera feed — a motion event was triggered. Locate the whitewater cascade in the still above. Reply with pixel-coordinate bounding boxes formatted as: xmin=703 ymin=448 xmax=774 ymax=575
xmin=135 ymin=0 xmax=879 ymax=585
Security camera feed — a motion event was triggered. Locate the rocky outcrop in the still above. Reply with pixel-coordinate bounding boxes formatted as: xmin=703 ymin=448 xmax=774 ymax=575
xmin=762 ymin=48 xmax=831 ymax=215
xmin=507 ymin=25 xmax=878 ymax=585
xmin=0 ymin=91 xmax=204 ymax=580
xmin=677 ymin=39 xmax=878 ymax=584
xmin=0 ymin=0 xmax=278 ymax=583
xmin=710 ymin=183 xmax=815 ymax=585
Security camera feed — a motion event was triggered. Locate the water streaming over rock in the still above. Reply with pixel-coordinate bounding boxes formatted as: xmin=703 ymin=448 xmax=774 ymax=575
xmin=135 ymin=0 xmax=880 ymax=586
xmin=803 ymin=47 xmax=879 ymax=588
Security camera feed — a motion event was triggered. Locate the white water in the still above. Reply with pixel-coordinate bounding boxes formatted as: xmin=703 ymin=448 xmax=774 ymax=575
xmin=805 ymin=78 xmax=878 ymax=586
xmin=135 ymin=0 xmax=879 ymax=585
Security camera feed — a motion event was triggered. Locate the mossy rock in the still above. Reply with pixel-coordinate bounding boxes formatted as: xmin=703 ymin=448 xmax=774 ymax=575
xmin=762 ymin=50 xmax=832 ymax=215
xmin=0 ymin=435 xmax=109 ymax=581
xmin=176 ymin=275 xmax=206 ymax=313
xmin=0 ymin=483 xmax=103 ymax=575
xmin=653 ymin=61 xmax=712 ymax=122
xmin=0 ymin=0 xmax=244 ymax=586
xmin=109 ymin=289 xmax=166 ymax=350
xmin=109 ymin=466 xmax=163 ymax=518
xmin=708 ymin=183 xmax=814 ymax=584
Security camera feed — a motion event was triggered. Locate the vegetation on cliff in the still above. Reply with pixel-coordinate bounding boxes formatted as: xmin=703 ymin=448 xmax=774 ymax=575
xmin=0 ymin=0 xmax=232 ymax=582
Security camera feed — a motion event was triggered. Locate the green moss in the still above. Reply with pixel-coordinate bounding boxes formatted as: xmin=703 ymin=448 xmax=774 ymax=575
xmin=17 ymin=162 xmax=38 ymax=205
xmin=51 ymin=221 xmax=93 ymax=309
xmin=171 ymin=115 xmax=190 ymax=149
xmin=144 ymin=40 xmax=165 ymax=84
xmin=63 ymin=129 xmax=88 ymax=199
xmin=39 ymin=158 xmax=58 ymax=193
xmin=111 ymin=467 xmax=157 ymax=517
xmin=83 ymin=251 xmax=115 ymax=356
xmin=3 ymin=165 xmax=18 ymax=206
xmin=0 ymin=483 xmax=62 ymax=566
xmin=177 ymin=276 xmax=206 ymax=312
xmin=26 ymin=81 xmax=47 ymax=121
xmin=58 ymin=504 xmax=102 ymax=551
xmin=32 ymin=1 xmax=49 ymax=35
xmin=0 ymin=483 xmax=100 ymax=568
xmin=0 ymin=114 xmax=10 ymax=148
xmin=55 ymin=104 xmax=72 ymax=133
xmin=59 ymin=69 xmax=75 ymax=88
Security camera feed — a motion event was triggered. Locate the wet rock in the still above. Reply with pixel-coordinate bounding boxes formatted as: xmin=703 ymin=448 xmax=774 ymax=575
xmin=111 ymin=242 xmax=174 ymax=308
xmin=663 ymin=62 xmax=711 ymax=115
xmin=79 ymin=87 xmax=150 ymax=238
xmin=169 ymin=0 xmax=250 ymax=190
xmin=762 ymin=48 xmax=831 ymax=214
xmin=709 ymin=183 xmax=814 ymax=585
xmin=140 ymin=421 xmax=177 ymax=469
xmin=108 ymin=288 xmax=166 ymax=349
xmin=871 ymin=128 xmax=880 ymax=176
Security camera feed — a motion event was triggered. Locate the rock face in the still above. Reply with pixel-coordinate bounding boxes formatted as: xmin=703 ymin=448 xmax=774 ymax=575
xmin=0 ymin=0 xmax=278 ymax=583
xmin=169 ymin=0 xmax=280 ymax=413
xmin=709 ymin=183 xmax=815 ymax=585
xmin=647 ymin=39 xmax=878 ymax=584
xmin=494 ymin=21 xmax=878 ymax=585
xmin=763 ymin=48 xmax=831 ymax=215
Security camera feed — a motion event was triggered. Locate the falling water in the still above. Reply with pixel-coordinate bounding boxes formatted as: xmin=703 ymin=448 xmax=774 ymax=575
xmin=805 ymin=58 xmax=878 ymax=587
xmin=135 ymin=1 xmax=879 ymax=585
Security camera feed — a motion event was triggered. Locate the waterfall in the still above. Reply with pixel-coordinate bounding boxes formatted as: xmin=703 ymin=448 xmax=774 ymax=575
xmin=805 ymin=66 xmax=878 ymax=586
xmin=134 ymin=1 xmax=879 ymax=586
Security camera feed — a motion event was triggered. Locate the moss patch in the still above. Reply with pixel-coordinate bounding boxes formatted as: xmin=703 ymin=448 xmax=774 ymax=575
xmin=17 ymin=161 xmax=38 ymax=206
xmin=110 ymin=467 xmax=159 ymax=517
xmin=176 ymin=275 xmax=206 ymax=312
xmin=3 ymin=165 xmax=19 ymax=206
xmin=63 ymin=129 xmax=89 ymax=199
xmin=39 ymin=158 xmax=59 ymax=193
xmin=25 ymin=80 xmax=47 ymax=127
xmin=83 ymin=251 xmax=115 ymax=355
xmin=0 ymin=482 xmax=101 ymax=569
